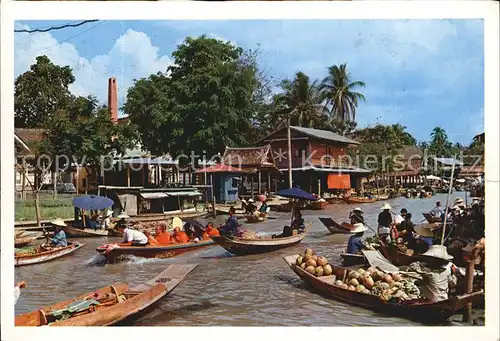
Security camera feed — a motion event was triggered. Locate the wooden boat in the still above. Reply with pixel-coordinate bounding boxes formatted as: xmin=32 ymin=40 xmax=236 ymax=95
xmin=326 ymin=198 xmax=344 ymax=205
xmin=15 ymin=230 xmax=25 ymax=238
xmin=246 ymin=215 xmax=266 ymax=223
xmin=308 ymin=201 xmax=328 ymax=210
xmin=96 ymin=240 xmax=215 ymax=263
xmin=211 ymin=232 xmax=307 ymax=256
xmin=15 ymin=236 xmax=37 ymax=248
xmin=375 ymin=194 xmax=389 ymax=201
xmin=107 ymin=228 xmax=123 ymax=237
xmin=65 ymin=226 xmax=109 ymax=238
xmin=215 ymin=206 xmax=247 ymax=219
xmin=15 ymin=242 xmax=85 ymax=267
xmin=283 ymin=254 xmax=484 ymax=324
xmin=343 ymin=197 xmax=377 ymax=204
xmin=318 ymin=218 xmax=353 ymax=235
xmin=15 ymin=264 xmax=197 ymax=326
xmin=340 ymin=253 xmax=369 ymax=266
xmin=422 ymin=212 xmax=441 ymax=224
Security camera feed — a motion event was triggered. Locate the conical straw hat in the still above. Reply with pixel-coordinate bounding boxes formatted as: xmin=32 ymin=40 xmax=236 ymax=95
xmin=414 ymin=225 xmax=434 ymax=237
xmin=422 ymin=245 xmax=453 ymax=261
xmin=380 ymin=203 xmax=392 ymax=210
xmin=50 ymin=218 xmax=66 ymax=227
xmin=350 ymin=223 xmax=368 ymax=234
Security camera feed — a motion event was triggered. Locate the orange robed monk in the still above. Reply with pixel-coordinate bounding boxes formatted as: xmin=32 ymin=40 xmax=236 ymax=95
xmin=144 ymin=231 xmax=159 ymax=246
xmin=206 ymin=222 xmax=220 ymax=237
xmin=155 ymin=224 xmax=172 ymax=245
xmin=172 ymin=217 xmax=189 ymax=243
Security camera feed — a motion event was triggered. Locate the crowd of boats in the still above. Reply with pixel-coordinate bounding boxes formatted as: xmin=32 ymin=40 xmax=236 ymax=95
xmin=14 ymin=185 xmax=485 ymax=326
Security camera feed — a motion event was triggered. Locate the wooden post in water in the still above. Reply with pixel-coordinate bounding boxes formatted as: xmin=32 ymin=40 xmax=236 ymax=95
xmin=258 ymin=170 xmax=262 ymax=194
xmin=287 ymin=115 xmax=293 ymax=188
xmin=127 ymin=166 xmax=131 ymax=187
xmin=211 ymin=174 xmax=216 ymax=218
xmin=267 ymin=172 xmax=271 ymax=193
xmin=463 ymin=258 xmax=475 ymax=323
xmin=441 ymin=156 xmax=457 ymax=245
xmin=317 ymin=178 xmax=321 ymax=197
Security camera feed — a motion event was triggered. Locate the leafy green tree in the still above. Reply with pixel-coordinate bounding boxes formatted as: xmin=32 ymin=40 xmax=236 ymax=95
xmin=15 ymin=55 xmax=75 ymax=128
xmin=272 ymin=71 xmax=329 ymax=129
xmin=391 ymin=124 xmax=417 ymax=146
xmin=124 ymin=36 xmax=262 ymax=158
xmin=429 ymin=127 xmax=452 ymax=157
xmin=320 ymin=63 xmax=365 ymax=122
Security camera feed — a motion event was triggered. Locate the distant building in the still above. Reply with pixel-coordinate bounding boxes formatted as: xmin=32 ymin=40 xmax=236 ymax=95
xmin=474 ymin=132 xmax=485 ymax=144
xmin=386 ymin=146 xmax=424 ymax=187
xmin=256 ymin=126 xmax=371 ymax=194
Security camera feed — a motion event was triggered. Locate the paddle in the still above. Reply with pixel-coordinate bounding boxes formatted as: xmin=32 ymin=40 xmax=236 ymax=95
xmin=350 ymin=212 xmax=376 ymax=234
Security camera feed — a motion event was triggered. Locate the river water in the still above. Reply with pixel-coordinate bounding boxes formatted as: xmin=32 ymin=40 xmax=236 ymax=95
xmin=15 ymin=192 xmax=484 ymax=326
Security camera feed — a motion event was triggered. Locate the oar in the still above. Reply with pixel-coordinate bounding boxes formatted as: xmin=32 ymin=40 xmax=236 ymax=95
xmin=350 ymin=212 xmax=376 ymax=234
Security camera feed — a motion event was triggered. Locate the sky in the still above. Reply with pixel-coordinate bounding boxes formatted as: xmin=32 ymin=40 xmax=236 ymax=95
xmin=14 ymin=19 xmax=484 ymax=145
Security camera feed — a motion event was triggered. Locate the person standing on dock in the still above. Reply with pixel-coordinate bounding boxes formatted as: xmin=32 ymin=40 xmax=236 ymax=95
xmin=14 ymin=281 xmax=27 ymax=304
xmin=349 ymin=208 xmax=364 ymax=224
xmin=346 ymin=223 xmax=368 ymax=254
xmin=377 ymin=203 xmax=393 ymax=242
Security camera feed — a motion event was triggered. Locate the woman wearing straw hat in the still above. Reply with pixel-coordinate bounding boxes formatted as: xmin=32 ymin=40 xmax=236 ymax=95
xmin=349 ymin=208 xmax=364 ymax=225
xmin=48 ymin=219 xmax=68 ymax=248
xmin=377 ymin=203 xmax=393 ymax=242
xmin=408 ymin=245 xmax=457 ymax=302
xmin=102 ymin=209 xmax=114 ymax=230
xmin=346 ymin=223 xmax=368 ymax=254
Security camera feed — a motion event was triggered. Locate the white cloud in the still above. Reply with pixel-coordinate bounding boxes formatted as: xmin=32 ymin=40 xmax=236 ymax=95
xmin=15 ymin=27 xmax=172 ymax=113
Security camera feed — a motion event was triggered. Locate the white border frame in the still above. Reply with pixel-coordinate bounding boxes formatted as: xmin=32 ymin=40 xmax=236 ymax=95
xmin=1 ymin=1 xmax=499 ymax=340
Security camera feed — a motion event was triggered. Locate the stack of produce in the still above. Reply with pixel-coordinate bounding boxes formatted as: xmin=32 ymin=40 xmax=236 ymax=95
xmin=362 ymin=236 xmax=382 ymax=251
xmin=237 ymin=229 xmax=259 ymax=240
xmin=295 ymin=248 xmax=334 ymax=278
xmin=332 ymin=267 xmax=421 ymax=301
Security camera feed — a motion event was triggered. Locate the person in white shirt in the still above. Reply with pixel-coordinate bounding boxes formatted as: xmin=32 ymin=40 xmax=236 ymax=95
xmin=430 ymin=201 xmax=443 ymax=219
xmin=117 ymin=225 xmax=148 ymax=246
xmin=14 ymin=281 xmax=27 ymax=304
xmin=393 ymin=208 xmax=407 ymax=226
xmin=103 ymin=209 xmax=113 ymax=229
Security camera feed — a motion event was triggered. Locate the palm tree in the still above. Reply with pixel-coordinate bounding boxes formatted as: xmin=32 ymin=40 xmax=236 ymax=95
xmin=320 ymin=63 xmax=366 ymax=122
xmin=429 ymin=127 xmax=452 ymax=157
xmin=273 ymin=71 xmax=328 ymax=128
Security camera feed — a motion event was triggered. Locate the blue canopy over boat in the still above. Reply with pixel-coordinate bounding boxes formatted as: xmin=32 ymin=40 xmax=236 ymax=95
xmin=72 ymin=195 xmax=113 ymax=210
xmin=277 ymin=188 xmax=317 ymax=201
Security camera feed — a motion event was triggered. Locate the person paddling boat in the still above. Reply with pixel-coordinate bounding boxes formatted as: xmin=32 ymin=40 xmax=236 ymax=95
xmin=48 ymin=219 xmax=68 ymax=248
xmin=346 ymin=223 xmax=368 ymax=254
xmin=349 ymin=208 xmax=364 ymax=224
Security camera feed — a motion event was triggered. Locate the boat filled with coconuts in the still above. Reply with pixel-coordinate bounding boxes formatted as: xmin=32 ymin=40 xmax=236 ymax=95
xmin=284 ymin=249 xmax=483 ymax=324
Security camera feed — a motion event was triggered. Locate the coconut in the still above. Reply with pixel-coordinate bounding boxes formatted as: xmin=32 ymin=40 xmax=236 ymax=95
xmin=356 ymin=284 xmax=366 ymax=292
xmin=303 ymin=254 xmax=314 ymax=262
xmin=384 ymin=274 xmax=394 ymax=284
xmin=305 ymin=248 xmax=314 ymax=256
xmin=334 ymin=280 xmax=344 ymax=287
xmin=362 ymin=289 xmax=371 ymax=295
xmin=315 ymin=266 xmax=324 ymax=277
xmin=296 ymin=256 xmax=304 ymax=266
xmin=367 ymin=267 xmax=376 ymax=274
xmin=312 ymin=255 xmax=318 ymax=262
xmin=349 ymin=278 xmax=359 ymax=287
xmin=363 ymin=276 xmax=375 ymax=289
xmin=305 ymin=265 xmax=316 ymax=274
xmin=306 ymin=259 xmax=317 ymax=268
xmin=317 ymin=256 xmax=328 ymax=266
xmin=300 ymin=262 xmax=307 ymax=270
xmin=357 ymin=268 xmax=366 ymax=275
xmin=350 ymin=271 xmax=361 ymax=280
xmin=347 ymin=285 xmax=356 ymax=291
xmin=393 ymin=273 xmax=403 ymax=282
xmin=341 ymin=283 xmax=349 ymax=290
xmin=323 ymin=264 xmax=333 ymax=276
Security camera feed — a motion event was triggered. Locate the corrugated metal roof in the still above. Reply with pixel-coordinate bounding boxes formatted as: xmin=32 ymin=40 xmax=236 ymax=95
xmin=167 ymin=191 xmax=202 ymax=197
xmin=290 ymin=126 xmax=360 ymax=145
xmin=141 ymin=193 xmax=168 ymax=199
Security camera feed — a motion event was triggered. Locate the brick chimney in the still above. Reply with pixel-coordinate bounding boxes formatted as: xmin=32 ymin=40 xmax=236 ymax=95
xmin=108 ymin=77 xmax=118 ymax=123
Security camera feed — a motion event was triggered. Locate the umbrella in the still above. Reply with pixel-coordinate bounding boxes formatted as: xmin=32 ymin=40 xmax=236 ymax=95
xmin=72 ymin=195 xmax=114 ymax=211
xmin=276 ymin=188 xmax=317 ymax=201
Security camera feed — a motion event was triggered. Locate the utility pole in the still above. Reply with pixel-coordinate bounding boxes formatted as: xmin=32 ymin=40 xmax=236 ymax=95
xmin=287 ymin=115 xmax=293 ymax=188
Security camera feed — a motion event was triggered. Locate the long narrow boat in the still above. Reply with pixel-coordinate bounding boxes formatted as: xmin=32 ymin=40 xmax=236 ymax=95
xmin=215 ymin=206 xmax=247 ymax=219
xmin=318 ymin=217 xmax=353 ymax=234
xmin=308 ymin=201 xmax=328 ymax=210
xmin=283 ymin=254 xmax=483 ymax=324
xmin=340 ymin=253 xmax=369 ymax=266
xmin=375 ymin=194 xmax=390 ymax=201
xmin=211 ymin=232 xmax=307 ymax=256
xmin=246 ymin=215 xmax=266 ymax=223
xmin=65 ymin=226 xmax=109 ymax=238
xmin=96 ymin=240 xmax=215 ymax=263
xmin=343 ymin=197 xmax=377 ymax=204
xmin=14 ymin=236 xmax=37 ymax=248
xmin=15 ymin=264 xmax=197 ymax=326
xmin=422 ymin=212 xmax=441 ymax=224
xmin=15 ymin=242 xmax=85 ymax=267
